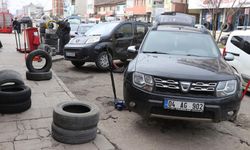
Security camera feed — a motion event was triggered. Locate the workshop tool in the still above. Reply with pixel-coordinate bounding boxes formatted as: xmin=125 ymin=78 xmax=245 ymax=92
xmin=242 ymin=80 xmax=250 ymax=100
xmin=106 ymin=47 xmax=126 ymax=111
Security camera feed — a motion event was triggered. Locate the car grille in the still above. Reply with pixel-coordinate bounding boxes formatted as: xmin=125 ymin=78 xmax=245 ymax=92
xmin=154 ymin=77 xmax=217 ymax=97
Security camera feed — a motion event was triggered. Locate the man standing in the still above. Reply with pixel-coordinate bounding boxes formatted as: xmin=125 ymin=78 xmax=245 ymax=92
xmin=12 ymin=17 xmax=21 ymax=34
xmin=56 ymin=19 xmax=71 ymax=55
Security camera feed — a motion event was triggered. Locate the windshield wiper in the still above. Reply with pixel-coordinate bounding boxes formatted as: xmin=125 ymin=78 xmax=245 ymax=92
xmin=143 ymin=51 xmax=169 ymax=54
xmin=185 ymin=54 xmax=203 ymax=57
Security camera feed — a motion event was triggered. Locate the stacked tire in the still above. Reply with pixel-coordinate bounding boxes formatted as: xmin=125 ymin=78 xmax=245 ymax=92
xmin=0 ymin=70 xmax=31 ymax=114
xmin=26 ymin=50 xmax=52 ymax=81
xmin=52 ymin=101 xmax=100 ymax=144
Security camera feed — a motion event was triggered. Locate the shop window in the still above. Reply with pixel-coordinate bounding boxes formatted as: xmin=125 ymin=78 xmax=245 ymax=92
xmin=231 ymin=36 xmax=250 ymax=54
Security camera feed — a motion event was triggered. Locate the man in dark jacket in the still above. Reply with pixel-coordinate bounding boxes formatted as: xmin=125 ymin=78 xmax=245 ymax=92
xmin=56 ymin=19 xmax=71 ymax=55
xmin=12 ymin=17 xmax=21 ymax=34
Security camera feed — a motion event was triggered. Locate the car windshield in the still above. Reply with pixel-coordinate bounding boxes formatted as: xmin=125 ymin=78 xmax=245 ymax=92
xmin=70 ymin=24 xmax=79 ymax=31
xmin=84 ymin=22 xmax=119 ymax=36
xmin=78 ymin=25 xmax=93 ymax=34
xmin=142 ymin=31 xmax=220 ymax=57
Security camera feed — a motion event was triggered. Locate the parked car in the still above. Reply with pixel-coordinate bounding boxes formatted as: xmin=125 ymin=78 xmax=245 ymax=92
xmin=64 ymin=21 xmax=149 ymax=70
xmin=220 ymin=34 xmax=230 ymax=45
xmin=225 ymin=30 xmax=250 ymax=92
xmin=123 ymin=12 xmax=242 ymax=122
xmin=75 ymin=24 xmax=94 ymax=36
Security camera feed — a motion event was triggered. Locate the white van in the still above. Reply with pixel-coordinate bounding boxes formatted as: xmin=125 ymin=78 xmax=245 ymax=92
xmin=225 ymin=30 xmax=250 ymax=91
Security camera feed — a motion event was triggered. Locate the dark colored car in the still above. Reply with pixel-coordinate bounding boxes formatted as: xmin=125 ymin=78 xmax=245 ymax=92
xmin=20 ymin=16 xmax=32 ymax=27
xmin=123 ymin=13 xmax=242 ymax=122
xmin=64 ymin=21 xmax=148 ymax=70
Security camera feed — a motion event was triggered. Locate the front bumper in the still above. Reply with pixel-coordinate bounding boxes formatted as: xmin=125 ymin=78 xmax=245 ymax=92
xmin=64 ymin=44 xmax=97 ymax=62
xmin=124 ymin=81 xmax=241 ymax=122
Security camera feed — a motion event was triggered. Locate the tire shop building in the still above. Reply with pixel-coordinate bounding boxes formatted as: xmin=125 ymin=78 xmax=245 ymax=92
xmin=188 ymin=0 xmax=250 ymax=31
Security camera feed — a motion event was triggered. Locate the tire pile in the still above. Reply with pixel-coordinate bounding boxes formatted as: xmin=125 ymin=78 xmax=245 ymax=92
xmin=26 ymin=50 xmax=53 ymax=81
xmin=52 ymin=101 xmax=100 ymax=144
xmin=0 ymin=70 xmax=31 ymax=114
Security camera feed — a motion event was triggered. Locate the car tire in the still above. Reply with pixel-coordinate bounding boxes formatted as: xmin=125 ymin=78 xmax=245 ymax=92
xmin=26 ymin=50 xmax=52 ymax=73
xmin=95 ymin=51 xmax=111 ymax=71
xmin=53 ymin=101 xmax=99 ymax=130
xmin=52 ymin=122 xmax=97 ymax=144
xmin=26 ymin=71 xmax=52 ymax=81
xmin=0 ymin=85 xmax=31 ymax=104
xmin=0 ymin=70 xmax=24 ymax=86
xmin=71 ymin=61 xmax=85 ymax=68
xmin=0 ymin=99 xmax=31 ymax=114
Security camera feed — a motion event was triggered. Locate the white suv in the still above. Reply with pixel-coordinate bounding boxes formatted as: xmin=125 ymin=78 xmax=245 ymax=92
xmin=225 ymin=30 xmax=250 ymax=91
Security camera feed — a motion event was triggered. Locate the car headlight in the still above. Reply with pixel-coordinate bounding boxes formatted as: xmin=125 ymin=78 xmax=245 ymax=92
xmin=69 ymin=38 xmax=85 ymax=44
xmin=85 ymin=36 xmax=100 ymax=44
xmin=133 ymin=72 xmax=154 ymax=92
xmin=216 ymin=80 xmax=237 ymax=97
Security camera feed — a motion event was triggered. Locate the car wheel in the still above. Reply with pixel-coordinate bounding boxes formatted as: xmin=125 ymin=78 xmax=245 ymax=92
xmin=52 ymin=122 xmax=97 ymax=144
xmin=26 ymin=50 xmax=52 ymax=73
xmin=26 ymin=71 xmax=52 ymax=81
xmin=53 ymin=101 xmax=100 ymax=130
xmin=95 ymin=51 xmax=111 ymax=71
xmin=0 ymin=85 xmax=31 ymax=104
xmin=0 ymin=70 xmax=24 ymax=86
xmin=71 ymin=61 xmax=85 ymax=68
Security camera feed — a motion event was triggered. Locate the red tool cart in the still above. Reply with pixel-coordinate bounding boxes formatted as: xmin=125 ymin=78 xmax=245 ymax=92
xmin=15 ymin=27 xmax=40 ymax=53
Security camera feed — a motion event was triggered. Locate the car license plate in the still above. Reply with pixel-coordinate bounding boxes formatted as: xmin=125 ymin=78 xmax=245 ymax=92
xmin=66 ymin=52 xmax=75 ymax=57
xmin=164 ymin=99 xmax=204 ymax=112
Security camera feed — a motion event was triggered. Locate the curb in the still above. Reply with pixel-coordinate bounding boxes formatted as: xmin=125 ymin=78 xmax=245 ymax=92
xmin=52 ymin=55 xmax=64 ymax=62
xmin=51 ymin=69 xmax=77 ymax=100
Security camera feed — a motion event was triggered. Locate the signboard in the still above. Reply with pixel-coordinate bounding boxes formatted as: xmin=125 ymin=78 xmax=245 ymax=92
xmin=189 ymin=0 xmax=250 ymax=9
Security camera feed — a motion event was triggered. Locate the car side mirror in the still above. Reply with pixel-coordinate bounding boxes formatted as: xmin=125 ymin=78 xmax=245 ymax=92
xmin=115 ymin=32 xmax=124 ymax=38
xmin=224 ymin=53 xmax=234 ymax=61
xmin=128 ymin=46 xmax=138 ymax=53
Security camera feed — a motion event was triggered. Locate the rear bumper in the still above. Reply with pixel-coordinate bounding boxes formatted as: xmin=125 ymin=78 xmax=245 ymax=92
xmin=124 ymin=81 xmax=241 ymax=122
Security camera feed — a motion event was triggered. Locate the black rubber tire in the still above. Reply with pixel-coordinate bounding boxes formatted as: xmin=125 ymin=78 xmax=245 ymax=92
xmin=0 ymin=85 xmax=31 ymax=104
xmin=95 ymin=51 xmax=111 ymax=71
xmin=26 ymin=50 xmax=52 ymax=73
xmin=26 ymin=71 xmax=52 ymax=81
xmin=0 ymin=99 xmax=31 ymax=114
xmin=221 ymin=23 xmax=230 ymax=32
xmin=71 ymin=61 xmax=85 ymax=68
xmin=53 ymin=101 xmax=99 ymax=130
xmin=52 ymin=122 xmax=97 ymax=144
xmin=0 ymin=70 xmax=24 ymax=86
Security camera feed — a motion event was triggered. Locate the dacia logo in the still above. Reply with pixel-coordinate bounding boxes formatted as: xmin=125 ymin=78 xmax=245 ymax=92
xmin=180 ymin=82 xmax=191 ymax=93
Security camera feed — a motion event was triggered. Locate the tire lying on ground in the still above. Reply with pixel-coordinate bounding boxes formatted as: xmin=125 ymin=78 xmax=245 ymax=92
xmin=53 ymin=101 xmax=100 ymax=130
xmin=0 ymin=85 xmax=31 ymax=104
xmin=0 ymin=70 xmax=24 ymax=86
xmin=26 ymin=50 xmax=52 ymax=73
xmin=52 ymin=123 xmax=97 ymax=144
xmin=26 ymin=71 xmax=52 ymax=81
xmin=0 ymin=99 xmax=31 ymax=114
